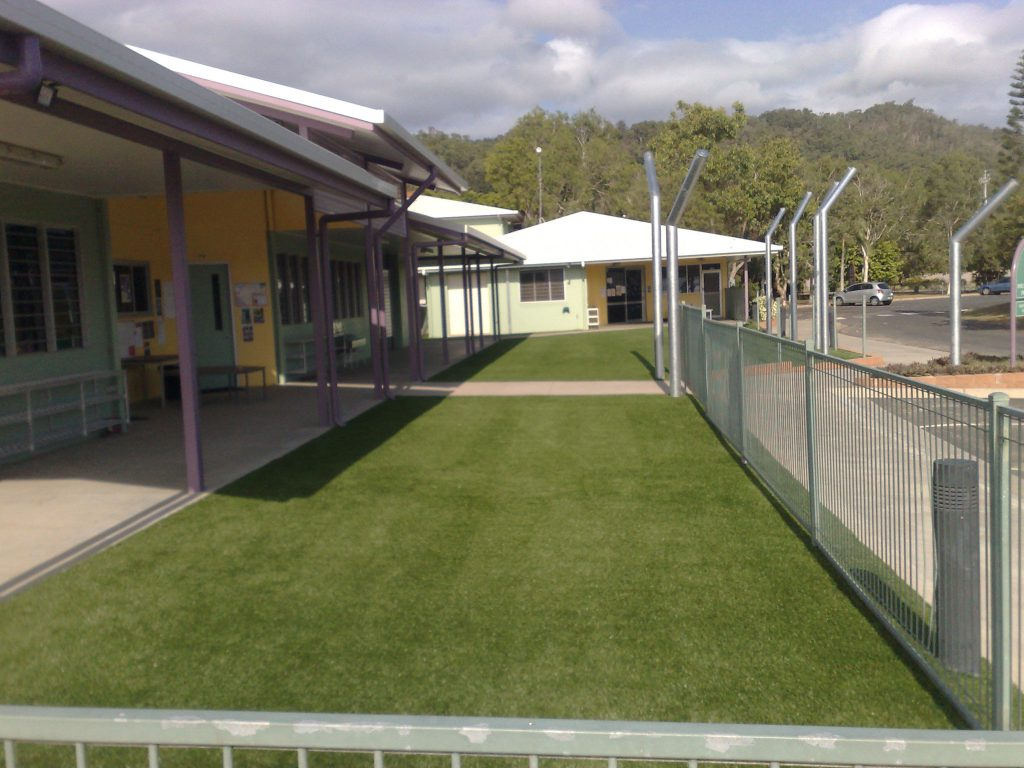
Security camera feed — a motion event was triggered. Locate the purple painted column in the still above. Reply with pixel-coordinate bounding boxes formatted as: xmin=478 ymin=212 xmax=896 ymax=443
xmin=743 ymin=258 xmax=750 ymax=322
xmin=376 ymin=238 xmax=391 ymax=398
xmin=475 ymin=257 xmax=485 ymax=347
xmin=320 ymin=223 xmax=342 ymax=424
xmin=402 ymin=217 xmax=423 ymax=381
xmin=163 ymin=152 xmax=204 ymax=493
xmin=490 ymin=259 xmax=500 ymax=340
xmin=364 ymin=225 xmax=384 ymax=398
xmin=461 ymin=248 xmax=471 ymax=356
xmin=438 ymin=246 xmax=450 ymax=365
xmin=304 ymin=196 xmax=331 ymax=426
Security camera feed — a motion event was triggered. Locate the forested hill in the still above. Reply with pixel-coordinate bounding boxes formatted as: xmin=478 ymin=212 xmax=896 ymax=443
xmin=418 ymin=101 xmax=1007 ymax=283
xmin=749 ymin=102 xmax=1000 ymax=173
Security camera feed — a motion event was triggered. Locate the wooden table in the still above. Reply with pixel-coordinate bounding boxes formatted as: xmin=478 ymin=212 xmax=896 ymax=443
xmin=197 ymin=365 xmax=267 ymax=400
xmin=121 ymin=355 xmax=179 ymax=407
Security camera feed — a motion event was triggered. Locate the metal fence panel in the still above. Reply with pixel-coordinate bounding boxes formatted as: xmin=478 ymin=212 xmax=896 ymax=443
xmin=679 ymin=315 xmax=1024 ymax=731
xmin=4 ymin=706 xmax=1024 ymax=768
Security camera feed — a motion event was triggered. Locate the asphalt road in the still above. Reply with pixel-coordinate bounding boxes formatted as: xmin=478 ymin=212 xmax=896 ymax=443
xmin=798 ymin=293 xmax=1016 ymax=358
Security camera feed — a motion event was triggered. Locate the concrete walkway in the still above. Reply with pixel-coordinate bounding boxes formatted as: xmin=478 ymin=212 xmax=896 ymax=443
xmin=398 ymin=380 xmax=667 ymax=396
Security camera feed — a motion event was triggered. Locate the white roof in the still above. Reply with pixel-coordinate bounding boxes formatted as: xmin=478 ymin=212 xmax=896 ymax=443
xmin=408 ymin=195 xmax=520 ymax=221
xmin=500 ymin=211 xmax=773 ymax=267
xmin=131 ymin=46 xmax=466 ymax=193
xmin=407 ymin=211 xmax=525 ymax=264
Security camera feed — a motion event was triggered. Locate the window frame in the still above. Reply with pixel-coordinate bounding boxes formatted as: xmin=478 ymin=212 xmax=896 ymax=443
xmin=113 ymin=261 xmax=152 ymax=316
xmin=0 ymin=219 xmax=85 ymax=358
xmin=519 ymin=268 xmax=565 ymax=303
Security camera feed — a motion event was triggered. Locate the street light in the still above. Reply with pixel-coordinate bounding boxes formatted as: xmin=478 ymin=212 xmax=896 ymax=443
xmin=535 ymin=146 xmax=543 ymax=223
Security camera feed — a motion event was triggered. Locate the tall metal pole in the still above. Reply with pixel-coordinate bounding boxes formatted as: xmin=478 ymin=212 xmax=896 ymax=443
xmin=789 ymin=191 xmax=812 ymax=340
xmin=950 ymin=179 xmax=1019 ymax=365
xmin=535 ymin=146 xmax=543 ymax=223
xmin=764 ymin=207 xmax=787 ymax=336
xmin=666 ymin=149 xmax=710 ymax=398
xmin=643 ymin=151 xmax=664 ymax=381
xmin=816 ymin=169 xmax=856 ymax=353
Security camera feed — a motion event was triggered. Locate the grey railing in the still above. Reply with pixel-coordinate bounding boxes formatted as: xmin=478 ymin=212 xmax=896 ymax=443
xmin=680 ymin=305 xmax=1024 ymax=731
xmin=4 ymin=706 xmax=1024 ymax=768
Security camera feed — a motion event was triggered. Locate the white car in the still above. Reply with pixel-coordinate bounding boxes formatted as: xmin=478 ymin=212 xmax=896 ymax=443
xmin=833 ymin=282 xmax=893 ymax=306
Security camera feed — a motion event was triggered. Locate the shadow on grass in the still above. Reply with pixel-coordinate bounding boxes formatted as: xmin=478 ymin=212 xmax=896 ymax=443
xmin=630 ymin=350 xmax=657 ymax=378
xmin=216 ymin=397 xmax=444 ymax=503
xmin=684 ymin=392 xmax=968 ymax=728
xmin=427 ymin=337 xmax=527 ymax=382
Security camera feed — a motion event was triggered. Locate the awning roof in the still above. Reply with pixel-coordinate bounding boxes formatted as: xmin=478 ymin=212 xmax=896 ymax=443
xmin=408 ymin=195 xmax=521 ymax=222
xmin=132 ymin=47 xmax=467 ymax=195
xmin=0 ymin=0 xmax=395 ymax=205
xmin=500 ymin=211 xmax=776 ymax=267
xmin=408 ymin=211 xmax=525 ymax=265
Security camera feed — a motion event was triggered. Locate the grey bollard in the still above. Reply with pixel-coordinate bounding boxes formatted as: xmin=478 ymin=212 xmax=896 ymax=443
xmin=932 ymin=458 xmax=981 ymax=675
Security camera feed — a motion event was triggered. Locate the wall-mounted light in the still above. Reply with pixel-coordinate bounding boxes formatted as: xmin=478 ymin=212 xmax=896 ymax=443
xmin=35 ymin=82 xmax=57 ymax=108
xmin=0 ymin=140 xmax=63 ymax=169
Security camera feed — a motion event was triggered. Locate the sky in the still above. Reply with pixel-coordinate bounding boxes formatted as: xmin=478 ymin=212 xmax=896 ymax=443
xmin=43 ymin=0 xmax=1024 ymax=138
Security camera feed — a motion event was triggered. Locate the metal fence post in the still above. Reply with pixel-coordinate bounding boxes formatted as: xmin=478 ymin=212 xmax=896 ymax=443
xmin=736 ymin=322 xmax=747 ymax=461
xmin=989 ymin=391 xmax=1012 ymax=729
xmin=701 ymin=305 xmax=709 ymax=403
xmin=803 ymin=339 xmax=819 ymax=544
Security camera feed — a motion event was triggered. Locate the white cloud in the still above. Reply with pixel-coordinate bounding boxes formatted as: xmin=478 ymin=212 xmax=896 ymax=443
xmin=40 ymin=0 xmax=1024 ymax=136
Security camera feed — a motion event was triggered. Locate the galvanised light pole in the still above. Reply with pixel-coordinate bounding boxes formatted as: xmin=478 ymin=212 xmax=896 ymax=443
xmin=643 ymin=151 xmax=664 ymax=380
xmin=815 ymin=168 xmax=856 ymax=353
xmin=764 ymin=207 xmax=787 ymax=336
xmin=789 ymin=191 xmax=813 ymax=340
xmin=950 ymin=178 xmax=1018 ymax=365
xmin=667 ymin=149 xmax=710 ymax=398
xmin=535 ymin=146 xmax=543 ymax=223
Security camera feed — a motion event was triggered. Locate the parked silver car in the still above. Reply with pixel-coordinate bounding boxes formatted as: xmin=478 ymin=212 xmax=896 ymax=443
xmin=833 ymin=281 xmax=893 ymax=306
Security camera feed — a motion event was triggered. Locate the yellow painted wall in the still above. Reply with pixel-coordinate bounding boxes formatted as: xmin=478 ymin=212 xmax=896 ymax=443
xmin=585 ymin=258 xmax=733 ymax=326
xmin=107 ymin=188 xmax=284 ymax=401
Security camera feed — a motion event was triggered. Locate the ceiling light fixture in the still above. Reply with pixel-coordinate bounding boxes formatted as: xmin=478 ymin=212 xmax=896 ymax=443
xmin=0 ymin=140 xmax=64 ymax=169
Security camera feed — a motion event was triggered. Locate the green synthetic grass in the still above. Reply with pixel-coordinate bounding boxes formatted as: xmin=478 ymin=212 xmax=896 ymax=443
xmin=433 ymin=329 xmax=658 ymax=381
xmin=0 ymin=397 xmax=959 ymax=735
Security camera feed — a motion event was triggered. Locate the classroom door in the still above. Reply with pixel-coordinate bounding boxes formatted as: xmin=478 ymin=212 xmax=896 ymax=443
xmin=189 ymin=264 xmax=235 ymax=390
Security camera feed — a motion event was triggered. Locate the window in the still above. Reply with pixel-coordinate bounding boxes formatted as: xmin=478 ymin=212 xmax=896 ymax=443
xmin=520 ymin=268 xmax=565 ymax=302
xmin=330 ymin=260 xmax=362 ymax=320
xmin=48 ymin=229 xmax=83 ymax=350
xmin=1 ymin=222 xmax=84 ymax=357
xmin=275 ymin=253 xmax=311 ymax=326
xmin=660 ymin=265 xmax=702 ymax=293
xmin=113 ymin=262 xmax=151 ymax=314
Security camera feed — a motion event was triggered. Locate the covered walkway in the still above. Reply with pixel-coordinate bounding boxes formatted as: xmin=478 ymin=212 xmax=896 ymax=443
xmin=0 ymin=338 xmax=489 ymax=598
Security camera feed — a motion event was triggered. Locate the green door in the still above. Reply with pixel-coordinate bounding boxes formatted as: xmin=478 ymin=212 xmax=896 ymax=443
xmin=189 ymin=264 xmax=235 ymax=391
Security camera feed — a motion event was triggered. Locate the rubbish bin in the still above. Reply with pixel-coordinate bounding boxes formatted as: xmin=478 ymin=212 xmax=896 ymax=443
xmin=931 ymin=458 xmax=981 ymax=675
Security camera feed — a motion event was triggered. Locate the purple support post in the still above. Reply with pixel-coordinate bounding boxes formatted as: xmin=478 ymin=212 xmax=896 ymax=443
xmin=438 ymin=246 xmax=450 ymax=365
xmin=461 ymin=248 xmax=472 ymax=356
xmin=402 ymin=218 xmax=422 ymax=382
xmin=319 ymin=223 xmax=342 ymax=424
xmin=305 ymin=197 xmax=331 ymax=426
xmin=475 ymin=257 xmax=485 ymax=347
xmin=364 ymin=225 xmax=384 ymax=398
xmin=490 ymin=259 xmax=499 ymax=341
xmin=743 ymin=258 xmax=750 ymax=322
xmin=163 ymin=152 xmax=204 ymax=493
xmin=375 ymin=238 xmax=391 ymax=398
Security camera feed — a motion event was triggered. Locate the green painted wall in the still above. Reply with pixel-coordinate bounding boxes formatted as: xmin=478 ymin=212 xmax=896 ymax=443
xmin=422 ymin=265 xmax=587 ymax=337
xmin=0 ymin=183 xmax=114 ymax=386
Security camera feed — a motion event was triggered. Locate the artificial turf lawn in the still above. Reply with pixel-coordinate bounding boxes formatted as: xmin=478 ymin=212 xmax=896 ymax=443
xmin=432 ymin=328 xmax=659 ymax=381
xmin=0 ymin=396 xmax=958 ymax=730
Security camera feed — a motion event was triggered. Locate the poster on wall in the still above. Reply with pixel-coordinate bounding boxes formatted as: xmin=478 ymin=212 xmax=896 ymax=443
xmin=253 ymin=308 xmax=265 ymax=324
xmin=234 ymin=282 xmax=268 ymax=308
xmin=242 ymin=324 xmax=254 ymax=343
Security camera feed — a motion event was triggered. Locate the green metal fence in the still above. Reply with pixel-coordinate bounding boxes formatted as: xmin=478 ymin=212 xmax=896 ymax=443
xmin=680 ymin=305 xmax=1023 ymax=731
xmin=4 ymin=706 xmax=1024 ymax=768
